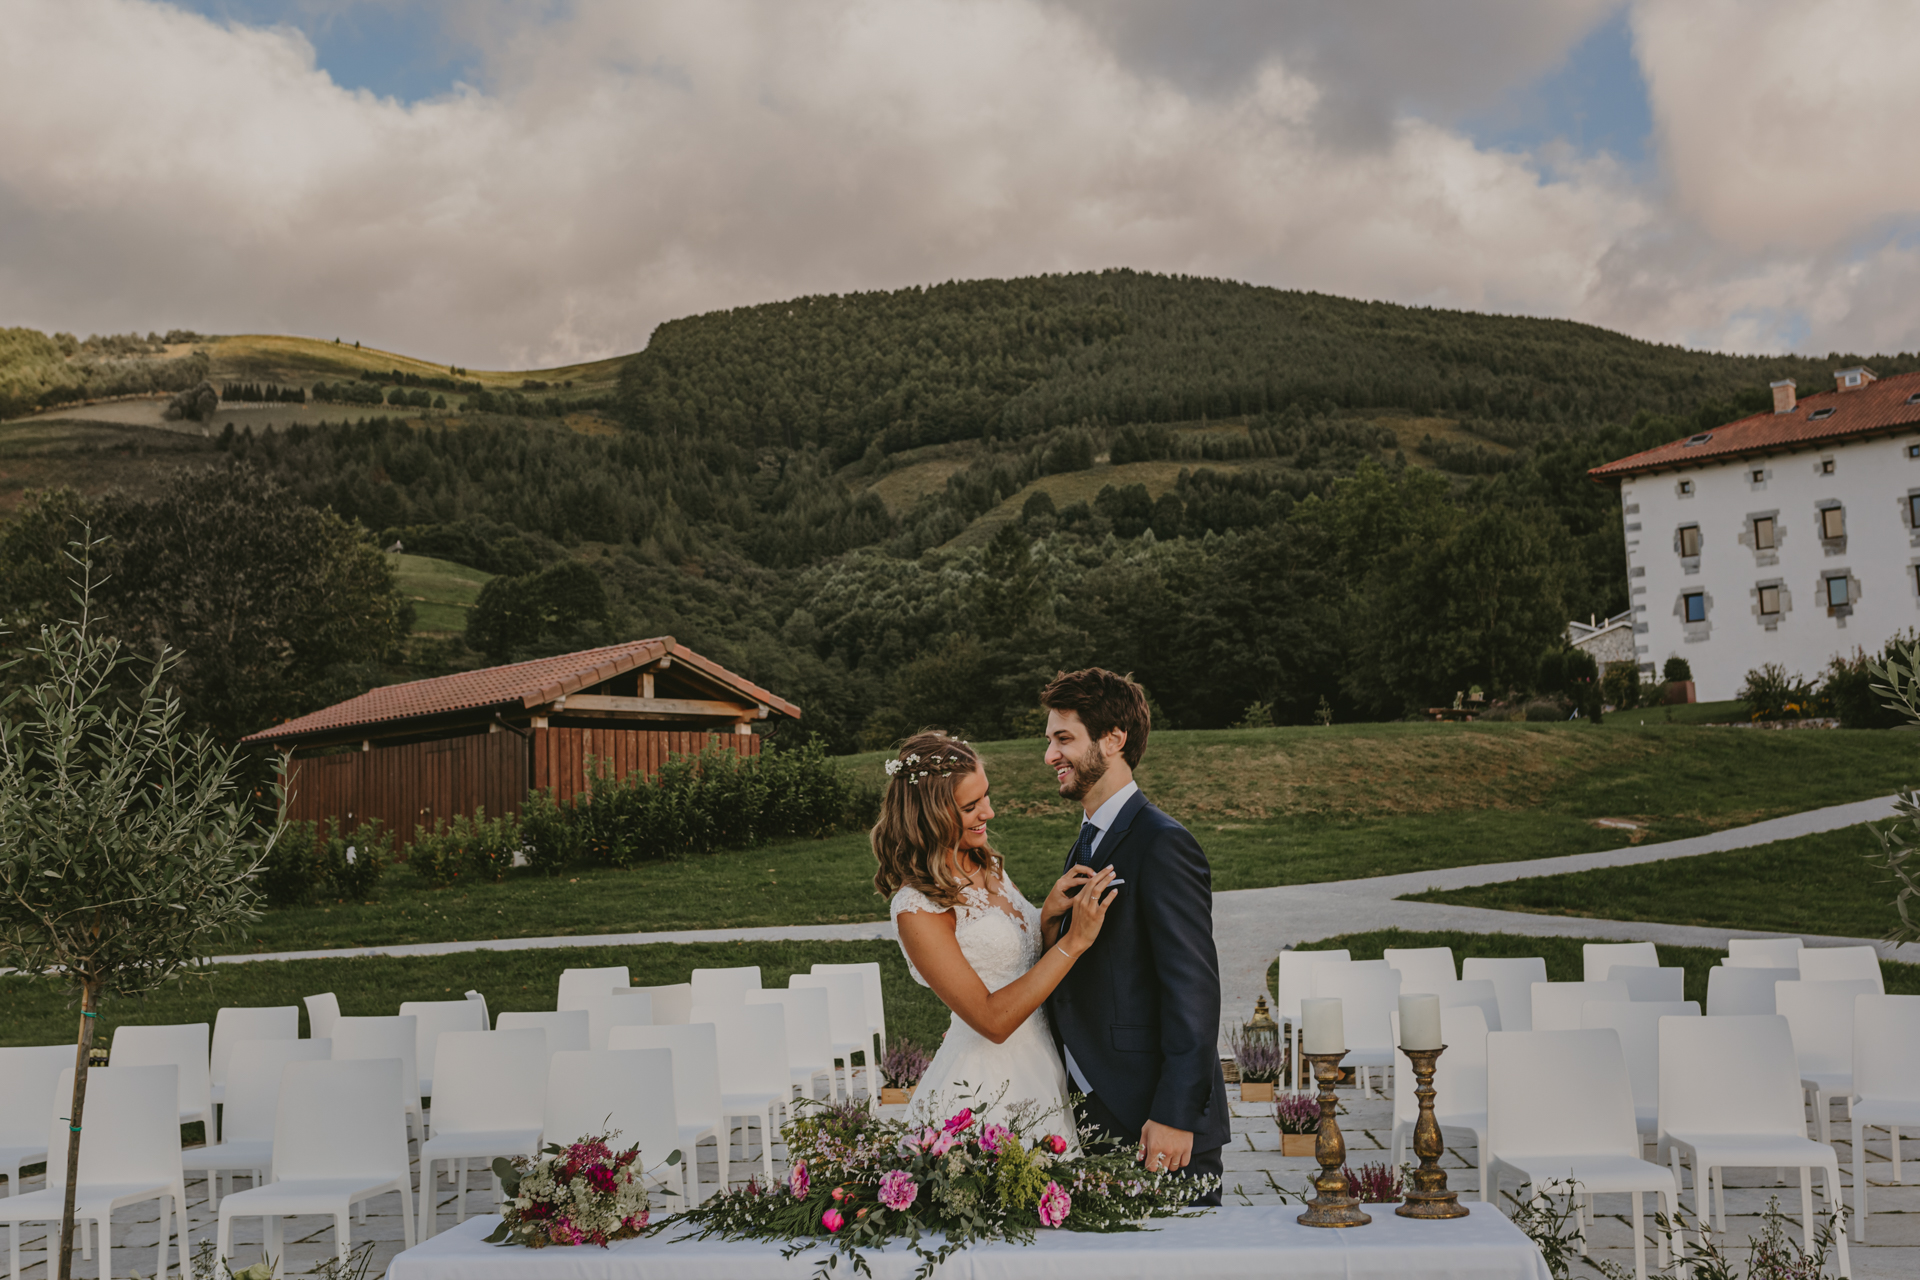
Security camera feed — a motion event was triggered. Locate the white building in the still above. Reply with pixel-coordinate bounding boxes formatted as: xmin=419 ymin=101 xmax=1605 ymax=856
xmin=1590 ymin=367 xmax=1920 ymax=702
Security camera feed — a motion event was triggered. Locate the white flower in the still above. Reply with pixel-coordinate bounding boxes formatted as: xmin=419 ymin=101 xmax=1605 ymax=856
xmin=885 ymin=759 xmax=903 ymax=777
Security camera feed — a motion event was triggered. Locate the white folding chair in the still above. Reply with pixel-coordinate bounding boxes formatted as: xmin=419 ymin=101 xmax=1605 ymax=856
xmin=1705 ymin=965 xmax=1796 ymax=1017
xmin=699 ymin=1004 xmax=790 ymax=1183
xmin=417 ymin=1030 xmax=547 ymax=1237
xmin=1726 ymin=938 xmax=1804 ymax=968
xmin=592 ymin=989 xmax=655 ymax=1051
xmin=1580 ymin=1001 xmax=1698 ymax=1142
xmin=557 ymin=966 xmax=631 ymax=1012
xmin=0 ymin=1066 xmax=189 ymax=1280
xmin=495 ymin=1010 xmax=589 ymax=1053
xmin=544 ymin=1049 xmax=687 ymax=1205
xmin=1799 ymin=946 xmax=1883 ymax=992
xmin=188 ymin=1038 xmax=332 ymax=1209
xmin=1584 ymin=942 xmax=1658 ymax=984
xmin=1274 ymin=949 xmax=1349 ymax=1092
xmin=0 ymin=1046 xmax=72 ymax=1198
xmin=1438 ymin=979 xmax=1502 ymax=1031
xmin=398 ymin=1000 xmax=488 ymax=1106
xmin=608 ymin=1025 xmax=726 ymax=1201
xmin=1657 ymin=1015 xmax=1851 ymax=1274
xmin=329 ymin=1016 xmax=423 ymax=1143
xmin=1487 ymin=1030 xmax=1680 ymax=1280
xmin=463 ymin=990 xmax=489 ymax=1028
xmin=791 ymin=973 xmax=874 ymax=1104
xmin=216 ymin=1057 xmax=417 ymax=1272
xmin=811 ymin=962 xmax=887 ymax=1072
xmin=1850 ymin=994 xmax=1920 ymax=1242
xmin=1462 ymin=956 xmax=1546 ymax=1033
xmin=1775 ymin=979 xmax=1878 ymax=1144
xmin=1384 ymin=946 xmax=1457 ymax=995
xmin=690 ymin=966 xmax=762 ymax=1010
xmin=1608 ymin=966 xmax=1685 ymax=1004
xmin=1531 ymin=981 xmax=1629 ymax=1032
xmin=1389 ymin=1005 xmax=1489 ymax=1199
xmin=633 ymin=983 xmax=693 ymax=1025
xmin=304 ymin=993 xmax=341 ymax=1040
xmin=210 ymin=1007 xmax=299 ymax=1110
xmin=745 ymin=987 xmax=838 ymax=1103
xmin=1311 ymin=964 xmax=1400 ymax=1098
xmin=110 ymin=1023 xmax=216 ymax=1135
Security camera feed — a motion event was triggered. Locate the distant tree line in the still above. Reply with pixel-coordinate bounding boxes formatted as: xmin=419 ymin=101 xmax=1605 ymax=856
xmin=221 ymin=381 xmax=305 ymax=404
xmin=0 ymin=327 xmax=211 ymax=419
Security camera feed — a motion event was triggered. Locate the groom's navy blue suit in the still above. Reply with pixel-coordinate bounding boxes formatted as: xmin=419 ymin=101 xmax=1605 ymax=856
xmin=1046 ymin=789 xmax=1229 ymax=1202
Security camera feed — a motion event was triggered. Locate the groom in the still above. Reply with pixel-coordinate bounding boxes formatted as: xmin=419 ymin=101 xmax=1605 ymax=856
xmin=1040 ymin=668 xmax=1229 ymax=1205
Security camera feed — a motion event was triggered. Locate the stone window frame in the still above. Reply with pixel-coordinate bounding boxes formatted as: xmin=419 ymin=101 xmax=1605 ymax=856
xmin=1816 ymin=499 xmax=1848 ymax=554
xmin=1748 ymin=463 xmax=1771 ymax=491
xmin=1911 ymin=560 xmax=1920 ymax=604
xmin=1740 ymin=508 xmax=1782 ymax=567
xmin=1819 ymin=454 xmax=1836 ymax=476
xmin=1820 ymin=568 xmax=1860 ymax=624
xmin=1675 ymin=522 xmax=1703 ymax=574
xmin=1675 ymin=477 xmax=1695 ymax=498
xmin=1753 ymin=578 xmax=1789 ymax=631
xmin=1676 ymin=588 xmax=1712 ymax=642
xmin=1904 ymin=488 xmax=1920 ymax=548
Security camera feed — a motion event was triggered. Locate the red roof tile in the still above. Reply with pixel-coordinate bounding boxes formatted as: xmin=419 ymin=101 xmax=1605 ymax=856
xmin=242 ymin=637 xmax=799 ymax=744
xmin=1590 ymin=370 xmax=1920 ymax=481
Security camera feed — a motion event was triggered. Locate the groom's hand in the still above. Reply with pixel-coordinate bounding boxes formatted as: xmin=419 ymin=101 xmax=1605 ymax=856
xmin=1139 ymin=1120 xmax=1194 ymax=1174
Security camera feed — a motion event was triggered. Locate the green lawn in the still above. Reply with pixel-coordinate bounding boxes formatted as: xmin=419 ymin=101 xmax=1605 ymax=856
xmin=390 ymin=551 xmax=491 ymax=634
xmin=1268 ymin=928 xmax=1920 ymax=1006
xmin=236 ymin=722 xmax=1920 ymax=954
xmin=0 ymin=939 xmax=951 ymax=1052
xmin=1404 ymin=822 xmax=1911 ymax=942
xmin=1623 ymin=698 xmax=1746 ymax=725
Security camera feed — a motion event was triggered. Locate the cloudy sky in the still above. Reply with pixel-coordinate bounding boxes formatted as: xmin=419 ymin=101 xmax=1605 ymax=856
xmin=4 ymin=0 xmax=1918 ymax=369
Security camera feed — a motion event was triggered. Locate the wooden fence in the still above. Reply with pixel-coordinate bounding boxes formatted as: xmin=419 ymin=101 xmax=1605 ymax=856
xmin=281 ymin=726 xmax=759 ymax=847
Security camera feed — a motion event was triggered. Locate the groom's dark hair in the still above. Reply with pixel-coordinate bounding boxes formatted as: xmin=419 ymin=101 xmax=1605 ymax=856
xmin=1040 ymin=668 xmax=1150 ymax=768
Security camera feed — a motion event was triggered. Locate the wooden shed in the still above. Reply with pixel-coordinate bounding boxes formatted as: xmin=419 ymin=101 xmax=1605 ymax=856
xmin=241 ymin=637 xmax=800 ymax=844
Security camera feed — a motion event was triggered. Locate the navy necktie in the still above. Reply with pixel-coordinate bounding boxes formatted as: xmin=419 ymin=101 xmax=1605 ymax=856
xmin=1068 ymin=820 xmax=1099 ymax=870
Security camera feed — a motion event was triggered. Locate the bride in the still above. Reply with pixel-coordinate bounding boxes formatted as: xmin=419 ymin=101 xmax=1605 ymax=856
xmin=873 ymin=730 xmax=1117 ymax=1145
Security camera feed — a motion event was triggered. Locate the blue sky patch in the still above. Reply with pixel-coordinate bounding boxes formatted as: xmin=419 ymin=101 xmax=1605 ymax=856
xmin=174 ymin=1 xmax=480 ymax=102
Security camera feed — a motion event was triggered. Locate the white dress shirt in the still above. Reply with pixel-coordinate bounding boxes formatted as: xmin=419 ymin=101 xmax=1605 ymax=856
xmin=1063 ymin=780 xmax=1138 ymax=1095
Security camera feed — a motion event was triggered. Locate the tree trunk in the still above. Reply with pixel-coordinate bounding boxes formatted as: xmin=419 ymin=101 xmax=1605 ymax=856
xmin=58 ymin=980 xmax=99 ymax=1280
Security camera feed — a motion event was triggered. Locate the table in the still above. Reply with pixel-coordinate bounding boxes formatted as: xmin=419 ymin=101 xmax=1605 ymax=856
xmin=385 ymin=1205 xmax=1550 ymax=1280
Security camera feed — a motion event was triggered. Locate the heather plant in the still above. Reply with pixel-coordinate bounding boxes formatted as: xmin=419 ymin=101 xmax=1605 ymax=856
xmin=1273 ymin=1093 xmax=1320 ymax=1135
xmin=880 ymin=1038 xmax=932 ymax=1089
xmin=1226 ymin=1026 xmax=1285 ymax=1084
xmin=1342 ymin=1162 xmax=1405 ymax=1204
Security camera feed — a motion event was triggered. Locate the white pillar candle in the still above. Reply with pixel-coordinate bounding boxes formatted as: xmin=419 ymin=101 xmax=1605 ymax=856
xmin=1300 ymin=997 xmax=1344 ymax=1055
xmin=1399 ymin=994 xmax=1443 ymax=1051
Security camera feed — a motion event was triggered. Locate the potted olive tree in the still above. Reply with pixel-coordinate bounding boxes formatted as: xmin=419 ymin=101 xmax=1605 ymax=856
xmin=0 ymin=544 xmax=275 ymax=1280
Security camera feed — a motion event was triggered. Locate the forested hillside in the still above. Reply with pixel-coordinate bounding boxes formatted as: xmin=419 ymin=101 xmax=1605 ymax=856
xmin=7 ymin=271 xmax=1914 ymax=751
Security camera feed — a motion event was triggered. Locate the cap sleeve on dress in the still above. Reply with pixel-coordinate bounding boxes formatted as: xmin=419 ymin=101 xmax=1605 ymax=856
xmin=889 ymin=885 xmax=949 ymax=986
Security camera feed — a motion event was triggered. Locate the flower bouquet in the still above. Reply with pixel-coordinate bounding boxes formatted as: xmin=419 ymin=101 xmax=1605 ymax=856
xmin=664 ymin=1096 xmax=1214 ymax=1278
xmin=483 ymin=1131 xmax=678 ymax=1248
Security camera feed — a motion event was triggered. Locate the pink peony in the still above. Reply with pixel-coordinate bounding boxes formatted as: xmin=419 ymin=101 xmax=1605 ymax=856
xmin=927 ymin=1128 xmax=957 ymax=1157
xmin=623 ymin=1212 xmax=650 ymax=1232
xmin=1037 ymin=1181 xmax=1072 ymax=1228
xmin=978 ymin=1123 xmax=1012 ymax=1155
xmin=1044 ymin=1134 xmax=1068 ymax=1156
xmin=788 ymin=1161 xmax=810 ymax=1198
xmin=822 ymin=1207 xmax=845 ymax=1233
xmin=878 ymin=1169 xmax=919 ymax=1211
xmin=943 ymin=1108 xmax=974 ymax=1134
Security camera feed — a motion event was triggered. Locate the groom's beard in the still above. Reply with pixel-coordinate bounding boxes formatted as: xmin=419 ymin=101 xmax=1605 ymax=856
xmin=1057 ymin=744 xmax=1109 ymax=804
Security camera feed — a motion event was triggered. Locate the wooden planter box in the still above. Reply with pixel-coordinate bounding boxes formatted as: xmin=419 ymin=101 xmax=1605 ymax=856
xmin=1663 ymin=680 xmax=1696 ymax=705
xmin=1239 ymin=1082 xmax=1275 ymax=1102
xmin=1280 ymin=1134 xmax=1317 ymax=1157
xmin=880 ymin=1087 xmax=915 ymax=1105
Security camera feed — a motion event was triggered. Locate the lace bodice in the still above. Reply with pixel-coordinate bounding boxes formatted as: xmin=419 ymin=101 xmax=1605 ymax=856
xmin=890 ymin=876 xmax=1042 ymax=992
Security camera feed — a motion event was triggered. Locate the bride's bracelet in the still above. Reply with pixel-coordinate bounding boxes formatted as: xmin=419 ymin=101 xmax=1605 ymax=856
xmin=1055 ymin=945 xmax=1078 ymax=962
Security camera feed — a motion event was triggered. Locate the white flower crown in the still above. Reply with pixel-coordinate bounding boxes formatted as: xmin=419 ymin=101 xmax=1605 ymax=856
xmin=884 ymin=748 xmax=971 ymax=786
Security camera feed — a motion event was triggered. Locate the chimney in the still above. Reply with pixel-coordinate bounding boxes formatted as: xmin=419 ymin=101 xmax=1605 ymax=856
xmin=1770 ymin=380 xmax=1796 ymax=414
xmin=1834 ymin=366 xmax=1876 ymax=393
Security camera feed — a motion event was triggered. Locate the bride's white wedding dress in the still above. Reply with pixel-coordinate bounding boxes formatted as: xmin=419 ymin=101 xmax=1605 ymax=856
xmin=890 ymin=875 xmax=1079 ymax=1150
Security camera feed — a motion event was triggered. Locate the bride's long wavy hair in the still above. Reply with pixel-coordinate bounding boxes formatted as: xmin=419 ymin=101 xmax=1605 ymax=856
xmin=871 ymin=730 xmax=1000 ymax=905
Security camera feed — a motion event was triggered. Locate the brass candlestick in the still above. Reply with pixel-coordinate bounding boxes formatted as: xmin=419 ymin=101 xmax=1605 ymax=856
xmin=1396 ymin=1044 xmax=1469 ymax=1219
xmin=1296 ymin=1050 xmax=1371 ymax=1228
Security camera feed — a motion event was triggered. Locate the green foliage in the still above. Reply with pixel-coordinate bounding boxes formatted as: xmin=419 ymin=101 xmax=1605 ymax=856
xmin=1738 ymin=662 xmax=1825 ymax=721
xmin=1601 ymin=662 xmax=1642 ymax=710
xmin=1662 ymin=656 xmax=1692 ymax=683
xmin=0 ymin=326 xmax=210 ymax=419
xmin=409 ymin=808 xmax=521 ymax=889
xmin=261 ymin=818 xmax=393 ymax=906
xmin=465 ymin=559 xmax=611 ymax=660
xmin=1867 ymin=636 xmax=1920 ymax=945
xmin=1823 ymin=633 xmax=1918 ymax=729
xmin=516 ymin=788 xmax=586 ymax=875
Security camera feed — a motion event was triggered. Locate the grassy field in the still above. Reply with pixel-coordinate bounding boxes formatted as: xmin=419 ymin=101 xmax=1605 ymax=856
xmin=0 ymin=418 xmax=215 ymax=512
xmin=391 ymin=552 xmax=492 ymax=634
xmin=1405 ymin=822 xmax=1911 ymax=942
xmin=234 ymin=722 xmax=1920 ymax=953
xmin=1269 ymin=928 xmax=1920 ymax=1006
xmin=0 ymin=939 xmax=949 ymax=1053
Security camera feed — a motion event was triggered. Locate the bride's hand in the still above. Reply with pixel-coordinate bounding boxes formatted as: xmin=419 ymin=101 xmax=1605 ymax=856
xmin=1059 ymin=868 xmax=1119 ymax=957
xmin=1041 ymin=866 xmax=1097 ymax=929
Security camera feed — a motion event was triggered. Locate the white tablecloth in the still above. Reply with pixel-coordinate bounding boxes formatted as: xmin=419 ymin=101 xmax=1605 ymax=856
xmin=385 ymin=1204 xmax=1550 ymax=1280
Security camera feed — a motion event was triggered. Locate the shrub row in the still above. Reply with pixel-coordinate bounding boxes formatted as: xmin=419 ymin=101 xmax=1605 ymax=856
xmin=409 ymin=808 xmax=524 ymax=889
xmin=258 ymin=818 xmax=393 ymax=906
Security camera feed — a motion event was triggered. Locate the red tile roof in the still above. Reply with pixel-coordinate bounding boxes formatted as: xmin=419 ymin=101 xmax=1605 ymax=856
xmin=1589 ymin=370 xmax=1920 ymax=481
xmin=242 ymin=637 xmax=799 ymax=744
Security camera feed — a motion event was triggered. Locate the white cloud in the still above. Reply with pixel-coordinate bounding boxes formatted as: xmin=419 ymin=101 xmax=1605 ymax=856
xmin=0 ymin=0 xmax=1915 ymax=367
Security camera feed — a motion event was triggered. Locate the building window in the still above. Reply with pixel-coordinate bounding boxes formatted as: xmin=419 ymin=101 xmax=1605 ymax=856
xmin=1753 ymin=516 xmax=1776 ymax=550
xmin=1909 ymin=441 xmax=1920 ymax=455
xmin=1683 ymin=592 xmax=1707 ymax=623
xmin=1822 ymin=459 xmax=1835 ymax=474
xmin=1759 ymin=584 xmax=1781 ymax=615
xmin=1909 ymin=493 xmax=1920 ymax=529
xmin=1845 ymin=372 xmax=1861 ymax=387
xmin=1827 ymin=577 xmax=1850 ymax=608
xmin=1810 ymin=408 xmax=1836 ymax=421
xmin=1752 ymin=468 xmax=1766 ymax=483
xmin=1678 ymin=479 xmax=1694 ymax=495
xmin=1679 ymin=525 xmax=1702 ymax=557
xmin=1821 ymin=506 xmax=1846 ymax=539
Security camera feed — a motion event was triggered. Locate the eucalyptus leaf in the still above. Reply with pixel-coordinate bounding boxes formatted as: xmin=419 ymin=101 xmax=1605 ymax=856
xmin=481 ymin=1220 xmax=513 ymax=1245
